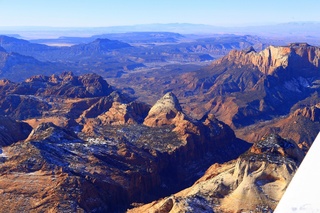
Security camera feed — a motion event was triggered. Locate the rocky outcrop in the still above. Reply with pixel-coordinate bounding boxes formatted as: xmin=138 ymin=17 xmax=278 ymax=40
xmin=129 ymin=134 xmax=304 ymax=213
xmin=40 ymin=72 xmax=114 ymax=98
xmin=144 ymin=92 xmax=183 ymax=127
xmin=0 ymin=122 xmax=163 ymax=212
xmin=97 ymin=100 xmax=150 ymax=125
xmin=26 ymin=122 xmax=80 ymax=143
xmin=292 ymin=104 xmax=320 ymax=122
xmin=0 ymin=94 xmax=51 ymax=120
xmin=214 ymin=43 xmax=320 ymax=76
xmin=143 ymin=92 xmax=201 ymax=141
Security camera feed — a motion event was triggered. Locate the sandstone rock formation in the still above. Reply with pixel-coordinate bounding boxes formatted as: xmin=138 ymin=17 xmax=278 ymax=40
xmin=143 ymin=92 xmax=201 ymax=142
xmin=0 ymin=73 xmax=251 ymax=212
xmin=186 ymin=43 xmax=320 ymax=128
xmin=214 ymin=43 xmax=320 ymax=76
xmin=292 ymin=103 xmax=320 ymax=122
xmin=129 ymin=134 xmax=304 ymax=213
xmin=144 ymin=92 xmax=183 ymax=127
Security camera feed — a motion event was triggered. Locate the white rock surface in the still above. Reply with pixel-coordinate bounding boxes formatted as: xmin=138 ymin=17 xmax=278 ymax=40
xmin=275 ymin=132 xmax=320 ymax=213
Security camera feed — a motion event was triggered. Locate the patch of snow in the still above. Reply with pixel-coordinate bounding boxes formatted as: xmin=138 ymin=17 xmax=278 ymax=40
xmin=0 ymin=153 xmax=7 ymax=158
xmin=25 ymin=172 xmax=39 ymax=176
xmin=185 ymin=196 xmax=213 ymax=213
xmin=87 ymin=137 xmax=117 ymax=146
xmin=0 ymin=149 xmax=8 ymax=158
xmin=27 ymin=95 xmax=48 ymax=102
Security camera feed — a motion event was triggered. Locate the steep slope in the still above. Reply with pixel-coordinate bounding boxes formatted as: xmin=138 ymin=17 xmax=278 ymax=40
xmin=236 ymin=103 xmax=320 ymax=146
xmin=129 ymin=134 xmax=304 ymax=213
xmin=143 ymin=92 xmax=183 ymax=127
xmin=0 ymin=122 xmax=141 ymax=212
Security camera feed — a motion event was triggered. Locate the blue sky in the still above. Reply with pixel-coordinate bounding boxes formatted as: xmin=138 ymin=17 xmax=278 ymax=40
xmin=0 ymin=0 xmax=319 ymax=27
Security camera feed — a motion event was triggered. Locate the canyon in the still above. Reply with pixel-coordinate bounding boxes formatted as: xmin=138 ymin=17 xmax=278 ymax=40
xmin=0 ymin=33 xmax=318 ymax=212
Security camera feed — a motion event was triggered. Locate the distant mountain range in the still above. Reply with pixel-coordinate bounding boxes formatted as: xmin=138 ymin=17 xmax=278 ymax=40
xmin=1 ymin=22 xmax=320 ymax=44
xmin=0 ymin=34 xmax=267 ymax=80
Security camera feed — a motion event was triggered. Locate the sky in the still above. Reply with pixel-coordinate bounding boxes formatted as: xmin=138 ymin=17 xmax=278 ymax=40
xmin=0 ymin=0 xmax=320 ymax=27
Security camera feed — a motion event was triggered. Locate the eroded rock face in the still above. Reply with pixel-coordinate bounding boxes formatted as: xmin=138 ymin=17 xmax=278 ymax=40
xmin=144 ymin=92 xmax=183 ymax=127
xmin=129 ymin=134 xmax=304 ymax=213
xmin=213 ymin=43 xmax=320 ymax=76
xmin=293 ymin=104 xmax=320 ymax=122
xmin=143 ymin=92 xmax=200 ymax=142
xmin=0 ymin=74 xmax=251 ymax=212
xmin=0 ymin=72 xmax=115 ymax=120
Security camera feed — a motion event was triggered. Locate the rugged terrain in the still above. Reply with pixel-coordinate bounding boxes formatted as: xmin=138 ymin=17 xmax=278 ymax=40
xmin=0 ymin=33 xmax=319 ymax=213
xmin=129 ymin=134 xmax=305 ymax=213
xmin=113 ymin=43 xmax=320 ymax=146
xmin=0 ymin=34 xmax=266 ymax=80
xmin=0 ymin=73 xmax=250 ymax=212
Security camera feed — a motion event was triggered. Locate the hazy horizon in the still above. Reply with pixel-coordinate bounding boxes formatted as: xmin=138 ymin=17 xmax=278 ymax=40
xmin=1 ymin=21 xmax=320 ymax=29
xmin=1 ymin=0 xmax=320 ymax=28
xmin=1 ymin=21 xmax=320 ymax=41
